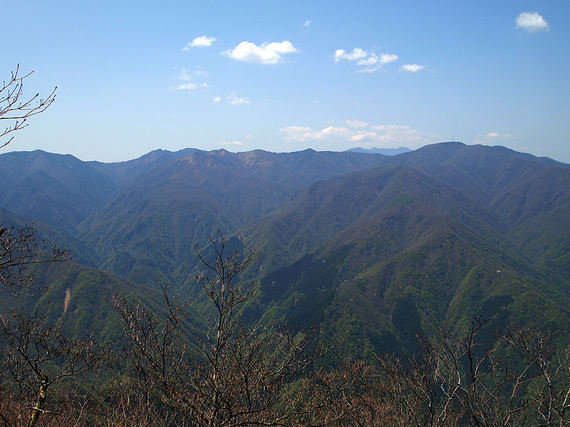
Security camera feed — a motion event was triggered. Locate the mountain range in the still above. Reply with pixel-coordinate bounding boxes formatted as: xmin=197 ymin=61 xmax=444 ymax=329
xmin=1 ymin=142 xmax=568 ymax=355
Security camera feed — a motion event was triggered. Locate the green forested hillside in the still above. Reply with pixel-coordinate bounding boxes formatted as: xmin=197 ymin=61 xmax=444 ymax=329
xmin=75 ymin=148 xmax=384 ymax=285
xmin=0 ymin=151 xmax=117 ymax=235
xmin=236 ymin=143 xmax=570 ymax=355
xmin=1 ymin=142 xmax=569 ymax=426
xmin=0 ymin=142 xmax=568 ymax=356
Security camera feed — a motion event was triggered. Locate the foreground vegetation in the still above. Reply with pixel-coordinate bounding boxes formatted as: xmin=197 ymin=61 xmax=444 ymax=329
xmin=0 ymin=228 xmax=568 ymax=426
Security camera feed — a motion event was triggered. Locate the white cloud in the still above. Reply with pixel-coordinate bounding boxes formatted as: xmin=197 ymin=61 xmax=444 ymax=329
xmin=334 ymin=48 xmax=367 ymax=62
xmin=357 ymin=56 xmax=380 ymax=67
xmin=227 ymin=94 xmax=250 ymax=105
xmin=223 ymin=41 xmax=298 ymax=64
xmin=212 ymin=94 xmax=250 ymax=105
xmin=279 ymin=126 xmax=353 ymax=142
xmin=348 ymin=131 xmax=381 ymax=142
xmin=333 ymin=48 xmax=398 ymax=73
xmin=174 ymin=83 xmax=199 ymax=91
xmin=304 ymin=20 xmax=312 ymax=27
xmin=516 ymin=12 xmax=549 ymax=33
xmin=379 ymin=53 xmax=399 ymax=64
xmin=366 ymin=125 xmax=428 ymax=145
xmin=183 ymin=35 xmax=217 ymax=50
xmin=400 ymin=64 xmax=425 ymax=72
xmin=280 ymin=122 xmax=436 ymax=148
xmin=220 ymin=140 xmax=244 ymax=146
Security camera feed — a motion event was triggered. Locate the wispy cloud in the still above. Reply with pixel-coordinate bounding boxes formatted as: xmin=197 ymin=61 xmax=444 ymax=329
xmin=183 ymin=35 xmax=217 ymax=50
xmin=223 ymin=41 xmax=298 ymax=64
xmin=227 ymin=94 xmax=249 ymax=105
xmin=176 ymin=68 xmax=207 ymax=81
xmin=172 ymin=68 xmax=209 ymax=91
xmin=484 ymin=132 xmax=513 ymax=139
xmin=333 ymin=48 xmax=398 ymax=73
xmin=219 ymin=140 xmax=244 ymax=147
xmin=280 ymin=122 xmax=437 ymax=148
xmin=213 ymin=93 xmax=250 ymax=105
xmin=280 ymin=126 xmax=354 ymax=142
xmin=516 ymin=12 xmax=549 ymax=33
xmin=473 ymin=132 xmax=515 ymax=144
xmin=304 ymin=20 xmax=312 ymax=27
xmin=400 ymin=64 xmax=425 ymax=72
xmin=345 ymin=120 xmax=368 ymax=128
xmin=174 ymin=83 xmax=208 ymax=91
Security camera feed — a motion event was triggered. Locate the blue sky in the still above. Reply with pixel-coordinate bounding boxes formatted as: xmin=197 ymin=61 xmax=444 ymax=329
xmin=3 ymin=1 xmax=569 ymax=162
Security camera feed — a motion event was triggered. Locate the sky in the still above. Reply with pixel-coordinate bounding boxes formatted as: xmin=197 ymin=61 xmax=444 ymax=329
xmin=2 ymin=1 xmax=569 ymax=163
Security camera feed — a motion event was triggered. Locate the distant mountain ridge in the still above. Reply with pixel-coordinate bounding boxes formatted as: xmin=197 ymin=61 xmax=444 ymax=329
xmin=0 ymin=142 xmax=568 ymax=355
xmin=0 ymin=147 xmax=385 ymax=284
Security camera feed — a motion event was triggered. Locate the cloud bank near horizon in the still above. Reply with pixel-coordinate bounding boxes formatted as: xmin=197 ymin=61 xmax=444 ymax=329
xmin=280 ymin=121 xmax=438 ymax=149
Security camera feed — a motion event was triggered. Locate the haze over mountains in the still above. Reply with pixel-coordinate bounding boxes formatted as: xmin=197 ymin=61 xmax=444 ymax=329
xmin=1 ymin=142 xmax=568 ymax=355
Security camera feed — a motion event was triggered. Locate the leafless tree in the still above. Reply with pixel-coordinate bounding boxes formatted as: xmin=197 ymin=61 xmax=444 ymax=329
xmin=499 ymin=325 xmax=570 ymax=426
xmin=0 ymin=222 xmax=105 ymax=426
xmin=310 ymin=316 xmax=570 ymax=427
xmin=0 ymin=305 xmax=113 ymax=427
xmin=111 ymin=283 xmax=192 ymax=425
xmin=0 ymin=224 xmax=70 ymax=295
xmin=0 ymin=65 xmax=56 ymax=149
xmin=113 ymin=231 xmax=321 ymax=426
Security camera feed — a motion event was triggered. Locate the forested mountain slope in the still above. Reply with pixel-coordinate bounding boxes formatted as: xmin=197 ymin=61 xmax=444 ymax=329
xmin=0 ymin=151 xmax=117 ymax=235
xmin=0 ymin=142 xmax=568 ymax=356
xmin=75 ymin=149 xmax=384 ymax=284
xmin=237 ymin=142 xmax=570 ymax=355
xmin=0 ymin=148 xmax=198 ymax=234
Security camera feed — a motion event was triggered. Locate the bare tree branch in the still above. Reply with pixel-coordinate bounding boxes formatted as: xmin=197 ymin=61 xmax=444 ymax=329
xmin=0 ymin=305 xmax=114 ymax=426
xmin=0 ymin=65 xmax=57 ymax=148
xmin=0 ymin=224 xmax=71 ymax=295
